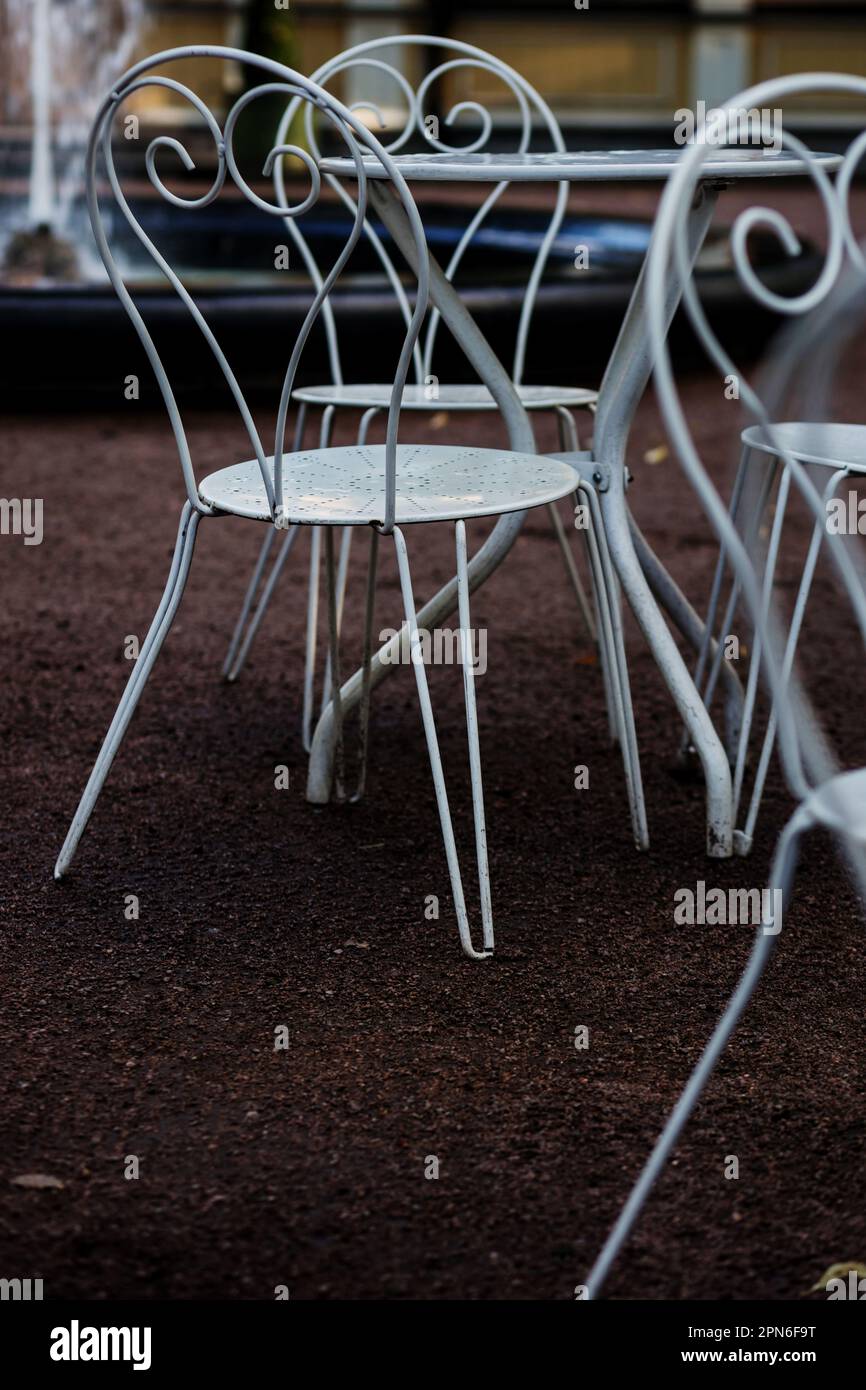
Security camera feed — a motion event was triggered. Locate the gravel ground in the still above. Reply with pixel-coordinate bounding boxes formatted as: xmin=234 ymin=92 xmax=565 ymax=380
xmin=2 ymin=317 xmax=866 ymax=1301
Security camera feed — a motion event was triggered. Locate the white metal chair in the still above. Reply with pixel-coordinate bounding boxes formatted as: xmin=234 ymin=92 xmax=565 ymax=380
xmin=681 ymin=87 xmax=866 ymax=856
xmin=584 ymin=77 xmax=866 ymax=1296
xmin=222 ymin=35 xmax=610 ymax=764
xmin=53 ymin=44 xmax=583 ymax=960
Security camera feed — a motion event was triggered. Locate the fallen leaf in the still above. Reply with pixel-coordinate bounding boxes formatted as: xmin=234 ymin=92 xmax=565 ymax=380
xmin=11 ymin=1173 xmax=65 ymax=1190
xmin=644 ymin=444 xmax=668 ymax=465
xmin=809 ymin=1261 xmax=866 ymax=1292
xmin=344 ymin=939 xmax=370 ymax=949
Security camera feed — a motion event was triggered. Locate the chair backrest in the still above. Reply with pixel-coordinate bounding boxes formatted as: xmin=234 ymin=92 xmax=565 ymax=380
xmin=86 ymin=45 xmax=430 ymax=532
xmin=646 ymin=74 xmax=866 ymax=824
xmin=271 ymin=33 xmax=570 ymax=390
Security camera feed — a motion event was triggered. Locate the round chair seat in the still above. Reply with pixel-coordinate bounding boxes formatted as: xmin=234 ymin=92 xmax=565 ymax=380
xmin=741 ymin=421 xmax=866 ymax=471
xmin=199 ymin=444 xmax=581 ymax=526
xmin=292 ymin=382 xmax=597 ymax=411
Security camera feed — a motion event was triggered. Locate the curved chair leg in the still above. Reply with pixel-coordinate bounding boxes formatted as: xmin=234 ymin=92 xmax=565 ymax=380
xmin=301 ymin=406 xmax=384 ymax=755
xmin=456 ymin=519 xmax=494 ymax=951
xmin=350 ymin=527 xmax=380 ymax=804
xmin=224 ymin=524 xmax=299 ymax=683
xmin=689 ymin=444 xmax=751 ymax=701
xmin=222 ymin=400 xmax=308 ymax=681
xmin=301 ymin=405 xmax=337 ymax=752
xmin=392 ymin=523 xmax=492 ymax=960
xmin=222 ymin=528 xmax=276 ymax=680
xmin=546 ymin=499 xmax=598 ymax=642
xmin=736 ymin=467 xmax=849 ymax=855
xmin=686 ymin=447 xmax=778 ymax=762
xmin=583 ymin=808 xmax=807 ymax=1298
xmin=546 ymin=405 xmax=597 ymax=643
xmin=321 ymin=525 xmax=353 ymax=711
xmin=580 ymin=480 xmax=649 ymax=851
xmin=559 ymin=403 xmax=623 ymax=742
xmin=578 ymin=488 xmax=620 ymax=744
xmin=546 ymin=403 xmax=623 ymax=747
xmin=731 ymin=466 xmax=793 ymax=823
xmin=54 ymin=502 xmax=202 ymax=879
xmin=324 ymin=526 xmax=347 ymax=802
xmin=301 ymin=525 xmax=323 ymax=755
xmin=319 ymin=407 xmax=382 ymax=714
xmin=556 ymin=405 xmax=581 ymax=452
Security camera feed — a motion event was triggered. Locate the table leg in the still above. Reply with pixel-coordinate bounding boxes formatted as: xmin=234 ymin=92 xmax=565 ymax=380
xmin=593 ymin=185 xmax=734 ymax=856
xmin=306 ymin=181 xmax=537 ymax=804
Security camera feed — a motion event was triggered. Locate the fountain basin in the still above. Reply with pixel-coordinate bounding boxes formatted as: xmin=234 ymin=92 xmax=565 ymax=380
xmin=1 ymin=202 xmax=822 ymax=407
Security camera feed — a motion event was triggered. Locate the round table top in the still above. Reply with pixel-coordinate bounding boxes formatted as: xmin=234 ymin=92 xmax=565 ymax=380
xmin=320 ymin=148 xmax=842 ymax=183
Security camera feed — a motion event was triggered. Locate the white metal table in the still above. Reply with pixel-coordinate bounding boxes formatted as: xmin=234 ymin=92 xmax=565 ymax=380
xmin=310 ymin=147 xmax=841 ymax=856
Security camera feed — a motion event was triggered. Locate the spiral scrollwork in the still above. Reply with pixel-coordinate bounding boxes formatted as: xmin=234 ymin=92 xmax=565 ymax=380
xmin=835 ymin=127 xmax=866 ymax=272
xmin=272 ymin=37 xmax=566 ymax=388
xmin=87 ymin=44 xmax=430 ymax=530
xmin=416 ymin=58 xmax=532 ymax=155
xmin=222 ymin=83 xmax=323 ymax=218
xmin=646 ymin=76 xmax=866 ymax=803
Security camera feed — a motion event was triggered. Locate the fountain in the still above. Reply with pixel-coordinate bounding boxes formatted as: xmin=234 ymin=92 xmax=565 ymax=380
xmin=1 ymin=0 xmax=143 ymax=283
xmin=29 ymin=0 xmax=56 ymax=227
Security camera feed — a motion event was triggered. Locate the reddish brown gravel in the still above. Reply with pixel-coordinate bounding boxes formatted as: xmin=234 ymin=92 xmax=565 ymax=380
xmin=2 ymin=360 xmax=865 ymax=1300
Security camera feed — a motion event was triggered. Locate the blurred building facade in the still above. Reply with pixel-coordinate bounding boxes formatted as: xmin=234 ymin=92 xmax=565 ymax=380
xmin=3 ymin=0 xmax=866 ymax=137
xmin=137 ymin=0 xmax=866 ymax=129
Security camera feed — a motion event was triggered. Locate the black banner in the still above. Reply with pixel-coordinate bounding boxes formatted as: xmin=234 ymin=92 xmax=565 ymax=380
xmin=0 ymin=1298 xmax=861 ymax=1378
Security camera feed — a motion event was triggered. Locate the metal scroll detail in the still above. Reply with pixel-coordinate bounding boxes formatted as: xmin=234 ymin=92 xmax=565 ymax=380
xmin=86 ymin=45 xmax=431 ymax=531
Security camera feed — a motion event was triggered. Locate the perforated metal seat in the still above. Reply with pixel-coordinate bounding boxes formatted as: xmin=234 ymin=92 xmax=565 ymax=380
xmin=292 ymin=383 xmax=598 ymax=412
xmin=741 ymin=420 xmax=866 ymax=470
xmin=199 ymin=444 xmax=581 ymax=525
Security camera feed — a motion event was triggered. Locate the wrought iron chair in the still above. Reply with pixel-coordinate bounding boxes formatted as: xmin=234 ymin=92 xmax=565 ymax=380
xmin=222 ymin=35 xmax=615 ymax=767
xmin=53 ymin=45 xmax=583 ymax=960
xmin=682 ymin=87 xmax=866 ymax=856
xmin=583 ymin=76 xmax=866 ymax=1296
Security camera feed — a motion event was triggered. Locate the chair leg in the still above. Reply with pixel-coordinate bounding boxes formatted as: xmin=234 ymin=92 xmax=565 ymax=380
xmin=321 ymin=525 xmax=353 ymax=711
xmin=556 ymin=403 xmax=581 ymax=453
xmin=320 ymin=406 xmax=382 ymax=716
xmin=324 ymin=526 xmax=347 ymax=802
xmin=224 ymin=525 xmax=299 ymax=683
xmin=222 ymin=527 xmax=276 ymax=680
xmin=546 ymin=405 xmax=597 ymax=643
xmin=732 ymin=466 xmax=793 ymax=823
xmin=685 ymin=446 xmax=777 ymax=763
xmin=736 ymin=467 xmax=849 ymax=855
xmin=222 ymin=400 xmax=308 ymax=681
xmin=392 ymin=524 xmax=492 ymax=960
xmin=54 ymin=502 xmax=202 ymax=879
xmin=583 ymin=808 xmax=807 ymax=1298
xmin=580 ymin=480 xmax=649 ymax=851
xmin=689 ymin=444 xmax=752 ymax=704
xmin=579 ymin=487 xmax=618 ymax=746
xmin=553 ymin=402 xmax=623 ymax=744
xmin=350 ymin=527 xmax=380 ymax=804
xmin=546 ymin=499 xmax=598 ymax=642
xmin=301 ymin=406 xmax=337 ymax=752
xmin=301 ymin=525 xmax=323 ymax=755
xmin=456 ymin=519 xmax=494 ymax=951
xmin=599 ymin=481 xmax=733 ymax=857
